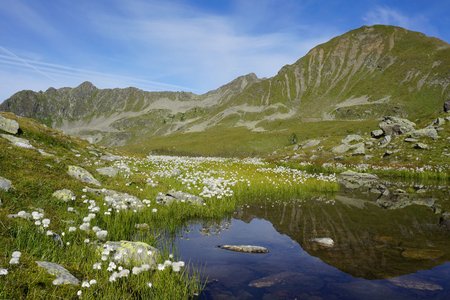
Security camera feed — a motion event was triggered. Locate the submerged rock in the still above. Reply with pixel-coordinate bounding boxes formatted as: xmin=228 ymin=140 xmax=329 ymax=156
xmin=96 ymin=166 xmax=119 ymax=177
xmin=36 ymin=261 xmax=79 ymax=285
xmin=218 ymin=245 xmax=269 ymax=253
xmin=102 ymin=241 xmax=159 ymax=267
xmin=156 ymin=190 xmax=204 ymax=205
xmin=0 ymin=176 xmax=12 ymax=191
xmin=85 ymin=187 xmax=143 ymax=211
xmin=249 ymin=271 xmax=304 ymax=288
xmin=0 ymin=134 xmax=34 ymax=149
xmin=67 ymin=166 xmax=101 ymax=186
xmin=52 ymin=189 xmax=75 ymax=202
xmin=310 ymin=237 xmax=335 ymax=247
xmin=0 ymin=115 xmax=19 ymax=134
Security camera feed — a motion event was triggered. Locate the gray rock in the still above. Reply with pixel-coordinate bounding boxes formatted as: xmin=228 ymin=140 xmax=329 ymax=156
xmin=351 ymin=143 xmax=365 ymax=156
xmin=52 ymin=189 xmax=75 ymax=202
xmin=0 ymin=176 xmax=12 ymax=191
xmin=96 ymin=166 xmax=119 ymax=177
xmin=249 ymin=272 xmax=306 ymax=288
xmin=414 ymin=143 xmax=429 ymax=150
xmin=0 ymin=134 xmax=34 ymax=149
xmin=102 ymin=241 xmax=159 ymax=267
xmin=67 ymin=166 xmax=101 ymax=186
xmin=371 ymin=129 xmax=384 ymax=138
xmin=218 ymin=245 xmax=269 ymax=253
xmin=378 ymin=135 xmax=392 ymax=147
xmin=0 ymin=115 xmax=19 ymax=134
xmin=301 ymin=139 xmax=320 ymax=149
xmin=444 ymin=99 xmax=450 ymax=113
xmin=85 ymin=187 xmax=143 ymax=210
xmin=332 ymin=144 xmax=350 ymax=154
xmin=404 ymin=137 xmax=418 ymax=143
xmin=156 ymin=190 xmax=204 ymax=205
xmin=36 ymin=261 xmax=79 ymax=285
xmin=338 ymin=170 xmax=379 ymax=190
xmin=432 ymin=117 xmax=446 ymax=127
xmin=342 ymin=134 xmax=362 ymax=144
xmin=38 ymin=149 xmax=54 ymax=157
xmin=383 ymin=150 xmax=393 ymax=157
xmin=409 ymin=127 xmax=439 ymax=140
xmin=379 ymin=116 xmax=416 ymax=135
xmin=388 ymin=277 xmax=443 ymax=291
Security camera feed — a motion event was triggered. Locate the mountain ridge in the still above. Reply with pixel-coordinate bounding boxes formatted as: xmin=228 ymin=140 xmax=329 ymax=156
xmin=1 ymin=25 xmax=449 ymax=148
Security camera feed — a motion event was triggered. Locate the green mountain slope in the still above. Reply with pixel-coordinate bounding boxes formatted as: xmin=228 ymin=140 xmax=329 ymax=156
xmin=1 ymin=25 xmax=449 ymax=152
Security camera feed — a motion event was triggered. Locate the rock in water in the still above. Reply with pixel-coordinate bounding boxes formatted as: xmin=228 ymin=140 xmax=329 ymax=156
xmin=52 ymin=189 xmax=75 ymax=202
xmin=311 ymin=237 xmax=335 ymax=247
xmin=67 ymin=166 xmax=101 ymax=186
xmin=0 ymin=134 xmax=34 ymax=149
xmin=102 ymin=241 xmax=159 ymax=267
xmin=379 ymin=116 xmax=416 ymax=135
xmin=36 ymin=261 xmax=79 ymax=285
xmin=96 ymin=166 xmax=119 ymax=177
xmin=218 ymin=245 xmax=269 ymax=253
xmin=0 ymin=176 xmax=12 ymax=191
xmin=249 ymin=272 xmax=302 ymax=288
xmin=0 ymin=115 xmax=19 ymax=134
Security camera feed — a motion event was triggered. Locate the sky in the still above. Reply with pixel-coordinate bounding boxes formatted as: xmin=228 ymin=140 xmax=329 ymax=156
xmin=0 ymin=0 xmax=449 ymax=101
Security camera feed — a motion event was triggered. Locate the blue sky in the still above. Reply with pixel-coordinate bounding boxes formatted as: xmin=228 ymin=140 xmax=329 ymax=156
xmin=0 ymin=0 xmax=449 ymax=101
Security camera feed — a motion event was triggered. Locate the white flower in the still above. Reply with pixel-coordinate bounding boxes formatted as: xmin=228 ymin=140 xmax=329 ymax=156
xmin=0 ymin=268 xmax=8 ymax=276
xmin=107 ymin=261 xmax=117 ymax=272
xmin=96 ymin=230 xmax=108 ymax=241
xmin=81 ymin=281 xmax=90 ymax=288
xmin=9 ymin=258 xmax=19 ymax=265
xmin=93 ymin=263 xmax=102 ymax=270
xmin=11 ymin=251 xmax=21 ymax=258
xmin=157 ymin=264 xmax=165 ymax=271
xmin=147 ymin=282 xmax=152 ymax=288
xmin=46 ymin=230 xmax=54 ymax=236
xmin=79 ymin=223 xmax=90 ymax=231
xmin=152 ymin=208 xmax=157 ymax=213
xmin=89 ymin=279 xmax=97 ymax=285
xmin=68 ymin=227 xmax=76 ymax=232
xmin=42 ymin=218 xmax=50 ymax=228
xmin=77 ymin=290 xmax=82 ymax=297
xmin=84 ymin=239 xmax=90 ymax=244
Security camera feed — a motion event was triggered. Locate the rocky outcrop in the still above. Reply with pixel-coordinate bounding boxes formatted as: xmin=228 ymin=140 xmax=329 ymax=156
xmin=67 ymin=166 xmax=101 ymax=186
xmin=218 ymin=245 xmax=269 ymax=253
xmin=378 ymin=116 xmax=416 ymax=136
xmin=0 ymin=115 xmax=19 ymax=134
xmin=0 ymin=134 xmax=34 ymax=149
xmin=36 ymin=261 xmax=79 ymax=285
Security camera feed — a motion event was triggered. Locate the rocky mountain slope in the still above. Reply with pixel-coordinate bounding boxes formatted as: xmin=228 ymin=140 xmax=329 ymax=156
xmin=1 ymin=25 xmax=449 ymax=149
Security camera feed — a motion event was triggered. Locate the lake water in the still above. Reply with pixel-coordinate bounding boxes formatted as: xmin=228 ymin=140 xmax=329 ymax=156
xmin=175 ymin=190 xmax=450 ymax=299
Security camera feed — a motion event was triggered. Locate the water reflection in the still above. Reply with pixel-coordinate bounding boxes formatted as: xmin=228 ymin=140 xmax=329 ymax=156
xmin=175 ymin=190 xmax=450 ymax=299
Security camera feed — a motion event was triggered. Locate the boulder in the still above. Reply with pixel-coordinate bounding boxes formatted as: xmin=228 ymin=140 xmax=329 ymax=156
xmin=218 ymin=245 xmax=269 ymax=253
xmin=338 ymin=171 xmax=379 ymax=190
xmin=36 ymin=261 xmax=79 ymax=285
xmin=301 ymin=139 xmax=320 ymax=149
xmin=414 ymin=143 xmax=429 ymax=150
xmin=85 ymin=187 xmax=143 ymax=211
xmin=342 ymin=134 xmax=362 ymax=144
xmin=0 ymin=176 xmax=12 ymax=191
xmin=156 ymin=190 xmax=204 ymax=205
xmin=96 ymin=167 xmax=119 ymax=177
xmin=351 ymin=143 xmax=365 ymax=156
xmin=404 ymin=137 xmax=418 ymax=143
xmin=52 ymin=189 xmax=75 ymax=202
xmin=67 ymin=166 xmax=101 ymax=186
xmin=432 ymin=117 xmax=446 ymax=127
xmin=371 ymin=129 xmax=384 ymax=138
xmin=0 ymin=134 xmax=34 ymax=149
xmin=379 ymin=116 xmax=416 ymax=135
xmin=409 ymin=127 xmax=439 ymax=140
xmin=332 ymin=144 xmax=350 ymax=154
xmin=102 ymin=241 xmax=159 ymax=267
xmin=444 ymin=100 xmax=450 ymax=113
xmin=0 ymin=115 xmax=19 ymax=134
xmin=378 ymin=135 xmax=391 ymax=147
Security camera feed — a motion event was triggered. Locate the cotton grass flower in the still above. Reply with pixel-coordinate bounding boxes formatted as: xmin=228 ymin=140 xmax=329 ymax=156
xmin=0 ymin=268 xmax=8 ymax=276
xmin=92 ymin=263 xmax=102 ymax=270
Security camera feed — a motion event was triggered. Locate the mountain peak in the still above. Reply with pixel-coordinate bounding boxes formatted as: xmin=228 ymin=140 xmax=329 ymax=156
xmin=76 ymin=81 xmax=97 ymax=90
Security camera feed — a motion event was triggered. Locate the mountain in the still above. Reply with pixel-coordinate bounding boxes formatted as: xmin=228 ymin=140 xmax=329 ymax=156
xmin=1 ymin=25 xmax=449 ymax=151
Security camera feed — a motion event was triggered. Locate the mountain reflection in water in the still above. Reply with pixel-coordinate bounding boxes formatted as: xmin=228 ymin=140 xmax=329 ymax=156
xmin=176 ymin=192 xmax=450 ymax=299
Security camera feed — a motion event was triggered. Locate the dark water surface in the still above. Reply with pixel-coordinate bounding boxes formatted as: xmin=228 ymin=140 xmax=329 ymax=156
xmin=176 ymin=191 xmax=450 ymax=299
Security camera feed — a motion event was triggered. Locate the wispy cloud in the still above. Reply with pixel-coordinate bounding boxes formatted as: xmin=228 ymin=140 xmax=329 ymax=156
xmin=363 ymin=6 xmax=436 ymax=35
